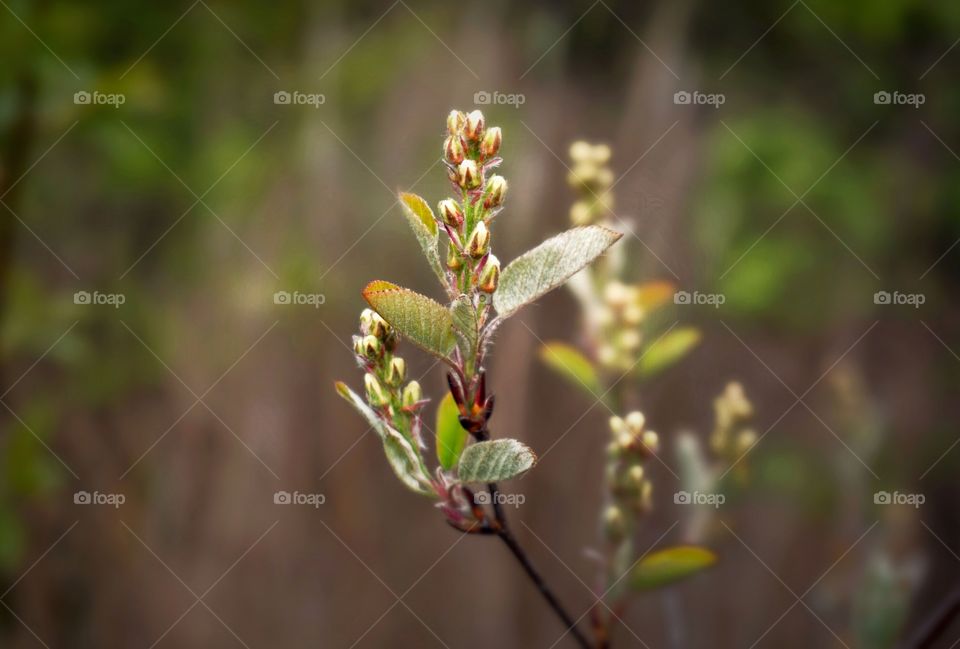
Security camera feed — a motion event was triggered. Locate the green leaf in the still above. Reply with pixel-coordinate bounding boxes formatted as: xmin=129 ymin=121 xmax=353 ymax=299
xmin=362 ymin=281 xmax=455 ymax=359
xmin=335 ymin=381 xmax=434 ymax=495
xmin=638 ymin=327 xmax=701 ymax=378
xmin=399 ymin=192 xmax=445 ymax=285
xmin=493 ymin=226 xmax=622 ymax=318
xmin=630 ymin=545 xmax=717 ymax=591
xmin=450 ymin=295 xmax=479 ymax=359
xmin=435 ymin=393 xmax=468 ymax=470
xmin=458 ymin=439 xmax=537 ymax=482
xmin=539 ymin=342 xmax=601 ymax=399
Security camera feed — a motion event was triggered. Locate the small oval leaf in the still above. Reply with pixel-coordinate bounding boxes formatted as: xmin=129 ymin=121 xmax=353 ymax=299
xmin=638 ymin=327 xmax=701 ymax=378
xmin=436 ymin=393 xmax=468 ymax=470
xmin=362 ymin=281 xmax=456 ymax=359
xmin=630 ymin=545 xmax=717 ymax=591
xmin=399 ymin=192 xmax=445 ymax=284
xmin=539 ymin=342 xmax=601 ymax=398
xmin=494 ymin=226 xmax=622 ymax=318
xmin=335 ymin=382 xmax=434 ymax=496
xmin=458 ymin=439 xmax=537 ymax=483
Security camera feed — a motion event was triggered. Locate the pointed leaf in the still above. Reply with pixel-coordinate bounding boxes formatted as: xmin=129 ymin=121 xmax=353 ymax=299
xmin=630 ymin=545 xmax=717 ymax=591
xmin=539 ymin=342 xmax=601 ymax=399
xmin=399 ymin=192 xmax=445 ymax=284
xmin=335 ymin=382 xmax=433 ymax=495
xmin=493 ymin=226 xmax=622 ymax=317
xmin=362 ymin=281 xmax=455 ymax=359
xmin=436 ymin=393 xmax=468 ymax=470
xmin=458 ymin=439 xmax=537 ymax=482
xmin=382 ymin=426 xmax=435 ymax=495
xmin=638 ymin=327 xmax=701 ymax=378
xmin=450 ymin=295 xmax=479 ymax=359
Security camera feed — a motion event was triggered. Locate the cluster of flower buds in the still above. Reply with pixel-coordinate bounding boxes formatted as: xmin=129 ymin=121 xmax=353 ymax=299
xmin=602 ymin=411 xmax=658 ymax=543
xmin=352 ymin=308 xmax=427 ymax=445
xmin=595 ymin=281 xmax=646 ymax=370
xmin=567 ymin=141 xmax=615 ymax=226
xmin=440 ymin=109 xmax=506 ymax=295
xmin=709 ymin=382 xmax=755 ymax=462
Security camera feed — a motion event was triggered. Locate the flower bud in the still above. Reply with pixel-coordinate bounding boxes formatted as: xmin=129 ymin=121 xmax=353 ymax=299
xmin=609 ymin=416 xmax=626 ymax=436
xmin=483 ymin=175 xmax=507 ymax=209
xmin=352 ymin=337 xmax=365 ymax=357
xmin=365 ymin=373 xmax=388 ymax=406
xmin=361 ymin=309 xmax=390 ymax=339
xmin=464 ymin=110 xmax=485 ymax=141
xmin=444 ymin=135 xmax=465 ymax=165
xmin=401 ymin=380 xmax=422 ymax=408
xmin=361 ymin=334 xmax=382 ymax=359
xmin=603 ymin=505 xmax=626 ymax=543
xmin=641 ymin=430 xmax=659 ymax=454
xmin=457 ymin=159 xmax=481 ymax=190
xmin=736 ymin=428 xmax=757 ymax=455
xmin=627 ymin=465 xmax=644 ymax=485
xmin=466 ymin=222 xmax=490 ymax=259
xmin=478 ymin=254 xmax=500 ymax=294
xmin=625 ymin=411 xmax=645 ymax=434
xmin=359 ymin=308 xmax=376 ymax=333
xmin=446 ymin=110 xmax=465 ymax=135
xmin=481 ymin=126 xmax=501 ymax=158
xmin=386 ymin=357 xmax=406 ymax=386
xmin=446 ymin=244 xmax=463 ymax=271
xmin=438 ymin=199 xmax=464 ymax=228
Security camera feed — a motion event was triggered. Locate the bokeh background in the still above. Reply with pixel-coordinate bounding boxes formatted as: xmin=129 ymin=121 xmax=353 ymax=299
xmin=1 ymin=0 xmax=959 ymax=647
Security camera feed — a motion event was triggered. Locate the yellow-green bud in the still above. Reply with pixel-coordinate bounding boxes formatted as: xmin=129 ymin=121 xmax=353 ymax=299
xmin=361 ymin=334 xmax=382 ymax=359
xmin=609 ymin=416 xmax=626 ymax=436
xmin=736 ymin=428 xmax=757 ymax=455
xmin=386 ymin=357 xmax=406 ymax=386
xmin=641 ymin=430 xmax=659 ymax=454
xmin=401 ymin=380 xmax=422 ymax=408
xmin=464 ymin=110 xmax=485 ymax=141
xmin=457 ymin=159 xmax=481 ymax=190
xmin=444 ymin=135 xmax=465 ymax=165
xmin=627 ymin=465 xmax=644 ymax=485
xmin=446 ymin=110 xmax=466 ymax=135
xmin=446 ymin=244 xmax=463 ymax=271
xmin=625 ymin=411 xmax=645 ymax=434
xmin=481 ymin=126 xmax=502 ymax=158
xmin=438 ymin=199 xmax=464 ymax=228
xmin=569 ymin=140 xmax=592 ymax=162
xmin=603 ymin=505 xmax=626 ymax=543
xmin=466 ymin=221 xmax=490 ymax=259
xmin=365 ymin=373 xmax=388 ymax=406
xmin=483 ymin=175 xmax=507 ymax=209
xmin=353 ymin=337 xmax=365 ymax=357
xmin=361 ymin=308 xmax=390 ymax=339
xmin=359 ymin=308 xmax=376 ymax=333
xmin=478 ymin=254 xmax=500 ymax=294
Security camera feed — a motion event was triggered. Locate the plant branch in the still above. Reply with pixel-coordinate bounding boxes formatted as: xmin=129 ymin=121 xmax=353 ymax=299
xmin=471 ymin=423 xmax=592 ymax=649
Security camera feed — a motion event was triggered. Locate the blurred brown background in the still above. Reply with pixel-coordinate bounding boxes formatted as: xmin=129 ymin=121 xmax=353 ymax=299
xmin=1 ymin=0 xmax=959 ymax=647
